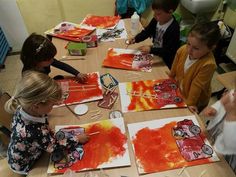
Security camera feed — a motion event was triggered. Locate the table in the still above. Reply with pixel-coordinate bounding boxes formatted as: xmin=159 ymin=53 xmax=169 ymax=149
xmin=217 ymin=71 xmax=236 ymax=90
xmin=28 ymin=19 xmax=236 ymax=177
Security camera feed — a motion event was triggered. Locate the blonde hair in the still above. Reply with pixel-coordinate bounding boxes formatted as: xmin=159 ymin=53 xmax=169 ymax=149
xmin=5 ymin=71 xmax=62 ymax=113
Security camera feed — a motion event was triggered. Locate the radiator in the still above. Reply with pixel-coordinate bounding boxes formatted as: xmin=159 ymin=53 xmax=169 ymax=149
xmin=0 ymin=27 xmax=11 ymax=68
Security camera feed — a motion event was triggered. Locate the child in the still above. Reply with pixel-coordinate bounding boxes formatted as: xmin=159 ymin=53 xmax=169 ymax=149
xmin=127 ymin=0 xmax=180 ymax=69
xmin=4 ymin=71 xmax=89 ymax=175
xmin=20 ymin=33 xmax=88 ymax=82
xmin=169 ymin=22 xmax=221 ymax=113
xmin=201 ymin=88 xmax=236 ymax=173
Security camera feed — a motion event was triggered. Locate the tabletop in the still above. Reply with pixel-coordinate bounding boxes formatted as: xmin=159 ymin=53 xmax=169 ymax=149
xmin=28 ymin=19 xmax=236 ymax=177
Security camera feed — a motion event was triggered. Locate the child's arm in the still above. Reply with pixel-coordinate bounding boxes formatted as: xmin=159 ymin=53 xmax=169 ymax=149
xmin=52 ymin=58 xmax=79 ymax=76
xmin=52 ymin=59 xmax=88 ymax=82
xmin=134 ymin=18 xmax=157 ymax=43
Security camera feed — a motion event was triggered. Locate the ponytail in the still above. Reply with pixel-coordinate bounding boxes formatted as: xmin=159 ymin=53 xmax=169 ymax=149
xmin=4 ymin=97 xmax=19 ymax=114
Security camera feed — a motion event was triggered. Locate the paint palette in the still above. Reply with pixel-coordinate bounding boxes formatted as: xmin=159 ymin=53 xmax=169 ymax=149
xmin=74 ymin=104 xmax=88 ymax=115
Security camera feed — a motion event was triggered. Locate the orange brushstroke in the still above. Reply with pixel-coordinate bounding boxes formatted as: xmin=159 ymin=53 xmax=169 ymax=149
xmin=54 ymin=122 xmax=127 ymax=173
xmin=126 ymin=79 xmax=186 ymax=112
xmin=132 ymin=121 xmax=211 ymax=173
xmin=82 ymin=15 xmax=120 ymax=28
xmin=103 ymin=48 xmax=134 ymax=70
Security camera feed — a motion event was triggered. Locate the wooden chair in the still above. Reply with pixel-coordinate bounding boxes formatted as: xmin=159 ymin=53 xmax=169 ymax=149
xmin=0 ymin=93 xmax=23 ymax=177
xmin=0 ymin=92 xmax=12 ymax=146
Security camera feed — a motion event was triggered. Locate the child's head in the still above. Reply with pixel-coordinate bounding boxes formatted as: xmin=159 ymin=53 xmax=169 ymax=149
xmin=187 ymin=22 xmax=221 ymax=60
xmin=5 ymin=71 xmax=62 ymax=116
xmin=152 ymin=0 xmax=179 ymax=24
xmin=20 ymin=33 xmax=57 ymax=70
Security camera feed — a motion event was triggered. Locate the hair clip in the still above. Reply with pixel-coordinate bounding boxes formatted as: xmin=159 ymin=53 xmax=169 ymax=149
xmin=36 ymin=39 xmax=47 ymax=53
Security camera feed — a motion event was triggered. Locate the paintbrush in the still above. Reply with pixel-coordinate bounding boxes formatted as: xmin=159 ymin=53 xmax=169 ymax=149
xmin=125 ymin=39 xmax=129 ymax=49
xmin=88 ymin=131 xmax=100 ymax=136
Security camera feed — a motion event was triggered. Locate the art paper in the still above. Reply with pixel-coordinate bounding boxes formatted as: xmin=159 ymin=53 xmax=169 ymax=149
xmin=81 ymin=15 xmax=120 ymax=29
xmin=102 ymin=48 xmax=153 ymax=72
xmin=127 ymin=115 xmax=219 ymax=174
xmin=45 ymin=21 xmax=95 ymax=42
xmin=47 ymin=118 xmax=130 ymax=174
xmin=96 ymin=20 xmax=127 ymax=41
xmin=97 ymin=90 xmax=119 ymax=109
xmin=57 ymin=72 xmax=103 ymax=106
xmin=119 ymin=79 xmax=186 ymax=113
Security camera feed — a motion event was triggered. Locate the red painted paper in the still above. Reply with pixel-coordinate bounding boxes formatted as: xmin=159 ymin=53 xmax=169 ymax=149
xmin=57 ymin=72 xmax=103 ymax=106
xmin=81 ymin=15 xmax=120 ymax=28
xmin=48 ymin=119 xmax=129 ymax=174
xmin=103 ymin=48 xmax=152 ymax=72
xmin=131 ymin=120 xmax=215 ymax=174
xmin=119 ymin=79 xmax=186 ymax=112
xmin=45 ymin=22 xmax=94 ymax=42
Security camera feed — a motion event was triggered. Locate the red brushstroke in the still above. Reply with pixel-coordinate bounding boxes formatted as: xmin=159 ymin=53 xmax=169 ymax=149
xmin=127 ymin=79 xmax=186 ymax=111
xmin=55 ymin=122 xmax=127 ymax=173
xmin=103 ymin=48 xmax=134 ymax=70
xmin=82 ymin=15 xmax=120 ymax=28
xmin=58 ymin=72 xmax=103 ymax=105
xmin=132 ymin=121 xmax=212 ymax=173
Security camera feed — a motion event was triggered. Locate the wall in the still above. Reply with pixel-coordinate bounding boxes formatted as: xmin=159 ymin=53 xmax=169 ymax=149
xmin=16 ymin=0 xmax=116 ymax=35
xmin=0 ymin=0 xmax=28 ymax=52
xmin=224 ymin=7 xmax=236 ymax=28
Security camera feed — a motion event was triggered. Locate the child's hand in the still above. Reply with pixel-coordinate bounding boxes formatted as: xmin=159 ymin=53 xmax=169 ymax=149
xmin=202 ymin=106 xmax=217 ymax=117
xmin=126 ymin=38 xmax=135 ymax=45
xmin=76 ymin=134 xmax=89 ymax=144
xmin=76 ymin=73 xmax=88 ymax=83
xmin=188 ymin=106 xmax=199 ymax=114
xmin=139 ymin=46 xmax=151 ymax=54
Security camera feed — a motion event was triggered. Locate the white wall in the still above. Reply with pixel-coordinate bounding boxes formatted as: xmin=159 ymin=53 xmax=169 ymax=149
xmin=0 ymin=0 xmax=28 ymax=52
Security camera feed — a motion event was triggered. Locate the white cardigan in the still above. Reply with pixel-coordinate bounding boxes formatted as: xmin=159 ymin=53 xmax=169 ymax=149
xmin=207 ymin=89 xmax=236 ymax=155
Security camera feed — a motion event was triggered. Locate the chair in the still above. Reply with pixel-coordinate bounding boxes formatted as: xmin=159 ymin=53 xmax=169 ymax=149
xmin=0 ymin=93 xmax=23 ymax=177
xmin=0 ymin=92 xmax=12 ymax=146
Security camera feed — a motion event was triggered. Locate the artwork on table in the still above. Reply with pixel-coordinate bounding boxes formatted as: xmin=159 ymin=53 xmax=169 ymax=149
xmin=97 ymin=90 xmax=119 ymax=109
xmin=47 ymin=118 xmax=130 ymax=174
xmin=57 ymin=72 xmax=103 ymax=106
xmin=81 ymin=15 xmax=120 ymax=29
xmin=100 ymin=73 xmax=119 ymax=90
xmin=45 ymin=22 xmax=95 ymax=42
xmin=119 ymin=79 xmax=187 ymax=113
xmin=127 ymin=115 xmax=219 ymax=174
xmin=102 ymin=48 xmax=153 ymax=72
xmin=96 ymin=20 xmax=127 ymax=42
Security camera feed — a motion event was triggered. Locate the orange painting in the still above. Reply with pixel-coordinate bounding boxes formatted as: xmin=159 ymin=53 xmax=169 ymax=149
xmin=119 ymin=79 xmax=186 ymax=113
xmin=81 ymin=15 xmax=120 ymax=28
xmin=103 ymin=48 xmax=152 ymax=72
xmin=47 ymin=118 xmax=130 ymax=174
xmin=45 ymin=22 xmax=94 ymax=42
xmin=127 ymin=116 xmax=219 ymax=174
xmin=57 ymin=72 xmax=103 ymax=106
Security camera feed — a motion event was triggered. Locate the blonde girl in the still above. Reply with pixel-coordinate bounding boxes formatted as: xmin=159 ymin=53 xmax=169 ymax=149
xmin=5 ymin=71 xmax=89 ymax=175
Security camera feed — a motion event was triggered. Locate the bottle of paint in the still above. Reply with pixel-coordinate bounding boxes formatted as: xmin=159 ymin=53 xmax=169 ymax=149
xmin=131 ymin=12 xmax=140 ymax=36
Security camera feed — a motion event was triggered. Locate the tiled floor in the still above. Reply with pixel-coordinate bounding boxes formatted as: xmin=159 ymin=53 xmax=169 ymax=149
xmin=0 ymin=54 xmax=22 ymax=94
xmin=1 ymin=54 xmax=223 ymax=104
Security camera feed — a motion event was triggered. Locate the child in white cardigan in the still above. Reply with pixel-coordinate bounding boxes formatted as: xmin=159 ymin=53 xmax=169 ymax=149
xmin=202 ymin=89 xmax=236 ymax=173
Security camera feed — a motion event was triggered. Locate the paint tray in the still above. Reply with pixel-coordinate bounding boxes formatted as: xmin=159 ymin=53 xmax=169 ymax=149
xmin=67 ymin=42 xmax=87 ymax=56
